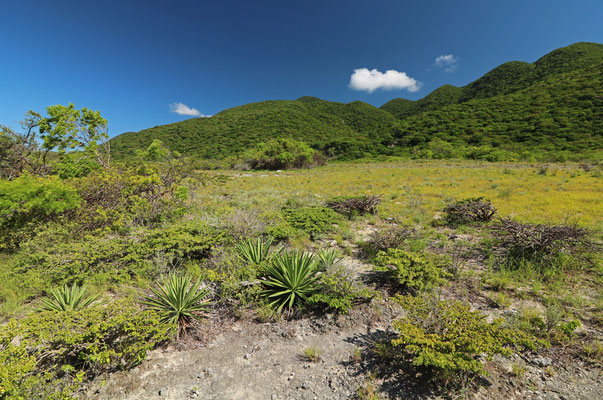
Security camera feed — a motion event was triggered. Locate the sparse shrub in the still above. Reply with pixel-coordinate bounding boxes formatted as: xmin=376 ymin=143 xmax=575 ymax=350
xmin=390 ymin=295 xmax=545 ymax=382
xmin=36 ymin=283 xmax=98 ymax=312
xmin=363 ymin=224 xmax=415 ymax=256
xmin=443 ymin=197 xmax=496 ymax=225
xmin=326 ymin=195 xmax=381 ymax=217
xmin=265 ymin=222 xmax=302 ymax=242
xmin=490 ymin=219 xmax=593 ymax=273
xmin=262 ymin=251 xmax=320 ymax=312
xmin=373 ymin=249 xmax=450 ymax=293
xmin=142 ymin=273 xmax=211 ymax=339
xmin=0 ymin=298 xmax=173 ymax=399
xmin=281 ymin=203 xmax=342 ymax=239
xmin=235 ymin=237 xmax=275 ymax=265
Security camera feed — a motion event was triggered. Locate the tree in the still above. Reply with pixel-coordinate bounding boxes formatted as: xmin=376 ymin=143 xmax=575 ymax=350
xmin=38 ymin=103 xmax=111 ymax=168
xmin=0 ymin=111 xmax=46 ymax=178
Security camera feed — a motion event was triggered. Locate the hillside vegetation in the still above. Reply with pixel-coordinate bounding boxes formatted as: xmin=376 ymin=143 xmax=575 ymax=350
xmin=110 ymin=42 xmax=603 ymax=162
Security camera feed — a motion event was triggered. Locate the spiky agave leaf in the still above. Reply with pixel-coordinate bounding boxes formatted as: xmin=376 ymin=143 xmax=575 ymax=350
xmin=235 ymin=236 xmax=274 ymax=264
xmin=315 ymin=248 xmax=343 ymax=270
xmin=141 ymin=273 xmax=211 ymax=337
xmin=263 ymin=251 xmax=320 ymax=312
xmin=37 ymin=283 xmax=98 ymax=312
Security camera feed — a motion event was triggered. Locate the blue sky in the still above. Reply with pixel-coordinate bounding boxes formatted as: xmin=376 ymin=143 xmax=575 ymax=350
xmin=1 ymin=0 xmax=601 ymax=137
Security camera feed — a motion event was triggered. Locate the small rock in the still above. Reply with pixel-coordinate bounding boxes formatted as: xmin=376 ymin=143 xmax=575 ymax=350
xmin=244 ymin=353 xmax=251 ymax=359
xmin=301 ymin=381 xmax=310 ymax=390
xmin=531 ymin=356 xmax=552 ymax=367
xmin=10 ymin=335 xmax=21 ymax=346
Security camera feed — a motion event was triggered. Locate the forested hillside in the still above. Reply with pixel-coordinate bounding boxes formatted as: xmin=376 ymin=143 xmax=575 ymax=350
xmin=111 ymin=42 xmax=603 ymax=161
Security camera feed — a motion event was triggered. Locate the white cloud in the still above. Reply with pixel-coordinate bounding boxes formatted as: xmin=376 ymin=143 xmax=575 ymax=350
xmin=434 ymin=54 xmax=458 ymax=72
xmin=169 ymin=102 xmax=209 ymax=117
xmin=348 ymin=68 xmax=422 ymax=93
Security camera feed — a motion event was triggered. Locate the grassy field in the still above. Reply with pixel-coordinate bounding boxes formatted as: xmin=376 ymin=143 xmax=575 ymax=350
xmin=201 ymin=160 xmax=602 ymax=230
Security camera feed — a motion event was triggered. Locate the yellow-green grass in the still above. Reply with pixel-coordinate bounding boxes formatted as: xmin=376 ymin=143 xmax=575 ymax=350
xmin=200 ymin=160 xmax=602 ymax=230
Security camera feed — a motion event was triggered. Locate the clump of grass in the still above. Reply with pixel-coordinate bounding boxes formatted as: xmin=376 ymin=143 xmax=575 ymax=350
xmin=303 ymin=346 xmax=322 ymax=362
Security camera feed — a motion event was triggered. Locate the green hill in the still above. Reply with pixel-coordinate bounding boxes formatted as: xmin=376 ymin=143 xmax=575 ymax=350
xmin=111 ymin=42 xmax=603 ymax=161
xmin=111 ymin=96 xmax=399 ymax=160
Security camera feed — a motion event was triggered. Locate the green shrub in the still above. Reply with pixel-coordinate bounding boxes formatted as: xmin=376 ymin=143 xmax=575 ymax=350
xmin=244 ymin=138 xmax=315 ymax=170
xmin=308 ymin=264 xmax=372 ymax=314
xmin=11 ymin=221 xmax=226 ymax=298
xmin=265 ymin=222 xmax=302 ymax=242
xmin=281 ymin=204 xmax=342 ymax=239
xmin=373 ymin=249 xmax=450 ymax=292
xmin=142 ymin=273 xmax=211 ymax=339
xmin=262 ymin=251 xmax=320 ymax=311
xmin=36 ymin=283 xmax=98 ymax=312
xmin=390 ymin=295 xmax=545 ymax=380
xmin=0 ymin=298 xmax=173 ymax=399
xmin=0 ymin=175 xmax=81 ymax=250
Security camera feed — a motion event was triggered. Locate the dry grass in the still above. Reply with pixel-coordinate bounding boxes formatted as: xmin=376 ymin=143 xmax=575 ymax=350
xmin=197 ymin=160 xmax=602 ymax=229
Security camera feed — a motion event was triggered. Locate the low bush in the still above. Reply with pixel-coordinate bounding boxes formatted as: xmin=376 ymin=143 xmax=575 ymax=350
xmin=373 ymin=249 xmax=450 ymax=293
xmin=326 ymin=195 xmax=381 ymax=217
xmin=281 ymin=203 xmax=342 ymax=239
xmin=0 ymin=298 xmax=173 ymax=399
xmin=308 ymin=263 xmax=372 ymax=314
xmin=0 ymin=175 xmax=81 ymax=250
xmin=389 ymin=295 xmax=545 ymax=382
xmin=443 ymin=197 xmax=496 ymax=225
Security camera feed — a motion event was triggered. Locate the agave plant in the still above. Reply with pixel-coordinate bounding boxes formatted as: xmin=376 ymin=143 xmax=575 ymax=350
xmin=235 ymin=236 xmax=274 ymax=264
xmin=142 ymin=273 xmax=211 ymax=339
xmin=315 ymin=248 xmax=343 ymax=270
xmin=37 ymin=283 xmax=98 ymax=312
xmin=263 ymin=251 xmax=320 ymax=312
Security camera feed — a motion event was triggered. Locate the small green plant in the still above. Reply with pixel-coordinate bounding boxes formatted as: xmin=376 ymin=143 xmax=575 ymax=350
xmin=315 ymin=248 xmax=343 ymax=269
xmin=356 ymin=373 xmax=382 ymax=400
xmin=281 ymin=203 xmax=342 ymax=239
xmin=262 ymin=251 xmax=320 ymax=311
xmin=235 ymin=236 xmax=274 ymax=264
xmin=36 ymin=283 xmax=98 ymax=312
xmin=511 ymin=362 xmax=527 ymax=378
xmin=373 ymin=249 xmax=450 ymax=292
xmin=308 ymin=264 xmax=372 ymax=314
xmin=303 ymin=346 xmax=322 ymax=362
xmin=489 ymin=292 xmax=512 ymax=309
xmin=142 ymin=273 xmax=211 ymax=339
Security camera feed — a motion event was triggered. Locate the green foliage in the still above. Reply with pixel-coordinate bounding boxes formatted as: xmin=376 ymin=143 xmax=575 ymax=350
xmin=36 ymin=283 xmax=98 ymax=312
xmin=308 ymin=263 xmax=372 ymax=314
xmin=262 ymin=251 xmax=320 ymax=312
xmin=0 ymin=175 xmax=81 ymax=250
xmin=373 ymin=249 xmax=450 ymax=292
xmin=244 ymin=138 xmax=315 ymax=170
xmin=315 ymin=248 xmax=343 ymax=269
xmin=235 ymin=237 xmax=275 ymax=265
xmin=390 ymin=295 xmax=545 ymax=379
xmin=142 ymin=274 xmax=211 ymax=338
xmin=0 ymin=298 xmax=173 ymax=399
xmin=303 ymin=346 xmax=322 ymax=362
xmin=281 ymin=203 xmax=342 ymax=239
xmin=110 ymin=96 xmax=399 ymax=161
xmin=11 ymin=220 xmax=226 ymax=298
